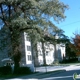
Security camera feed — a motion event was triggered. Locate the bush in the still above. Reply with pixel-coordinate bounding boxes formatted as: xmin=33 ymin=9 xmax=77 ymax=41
xmin=14 ymin=67 xmax=32 ymax=75
xmin=60 ymin=58 xmax=78 ymax=63
xmin=0 ymin=66 xmax=12 ymax=75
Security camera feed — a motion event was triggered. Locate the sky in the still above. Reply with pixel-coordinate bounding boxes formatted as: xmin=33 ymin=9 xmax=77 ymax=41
xmin=0 ymin=0 xmax=80 ymax=39
xmin=53 ymin=0 xmax=80 ymax=39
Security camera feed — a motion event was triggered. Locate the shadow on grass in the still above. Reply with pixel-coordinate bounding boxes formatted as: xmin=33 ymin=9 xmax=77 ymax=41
xmin=0 ymin=66 xmax=35 ymax=79
xmin=0 ymin=72 xmax=37 ymax=79
xmin=0 ymin=70 xmax=66 ymax=79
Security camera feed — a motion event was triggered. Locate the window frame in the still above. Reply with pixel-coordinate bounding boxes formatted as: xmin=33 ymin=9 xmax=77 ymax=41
xmin=27 ymin=55 xmax=32 ymax=61
xmin=27 ymin=46 xmax=31 ymax=51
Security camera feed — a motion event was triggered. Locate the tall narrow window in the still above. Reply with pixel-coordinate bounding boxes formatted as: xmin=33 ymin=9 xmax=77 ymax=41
xmin=28 ymin=55 xmax=32 ymax=61
xmin=46 ymin=51 xmax=48 ymax=56
xmin=26 ymin=36 xmax=30 ymax=41
xmin=27 ymin=46 xmax=31 ymax=51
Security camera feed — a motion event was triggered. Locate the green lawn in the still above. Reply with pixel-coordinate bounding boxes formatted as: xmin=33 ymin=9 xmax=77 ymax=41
xmin=0 ymin=73 xmax=33 ymax=79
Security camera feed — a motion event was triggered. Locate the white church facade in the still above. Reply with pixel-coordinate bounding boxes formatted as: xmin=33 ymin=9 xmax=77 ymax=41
xmin=0 ymin=28 xmax=66 ymax=71
xmin=21 ymin=32 xmax=66 ymax=66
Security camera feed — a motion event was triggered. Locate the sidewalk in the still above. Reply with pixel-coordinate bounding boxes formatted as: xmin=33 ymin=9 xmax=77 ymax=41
xmin=35 ymin=65 xmax=67 ymax=72
xmin=7 ymin=66 xmax=67 ymax=80
xmin=6 ymin=65 xmax=80 ymax=80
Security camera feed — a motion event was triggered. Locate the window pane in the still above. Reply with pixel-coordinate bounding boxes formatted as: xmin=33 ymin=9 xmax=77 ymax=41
xmin=28 ymin=55 xmax=32 ymax=61
xmin=46 ymin=51 xmax=48 ymax=56
xmin=27 ymin=46 xmax=31 ymax=51
xmin=26 ymin=36 xmax=30 ymax=41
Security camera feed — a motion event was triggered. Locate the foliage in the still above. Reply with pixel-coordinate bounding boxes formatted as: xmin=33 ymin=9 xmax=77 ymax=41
xmin=60 ymin=58 xmax=78 ymax=63
xmin=0 ymin=66 xmax=12 ymax=75
xmin=13 ymin=67 xmax=32 ymax=75
xmin=66 ymin=42 xmax=76 ymax=58
xmin=0 ymin=66 xmax=33 ymax=79
xmin=72 ymin=34 xmax=80 ymax=56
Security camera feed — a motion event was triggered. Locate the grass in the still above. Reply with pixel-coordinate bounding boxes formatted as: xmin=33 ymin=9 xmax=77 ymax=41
xmin=60 ymin=62 xmax=80 ymax=66
xmin=0 ymin=72 xmax=34 ymax=79
xmin=0 ymin=69 xmax=65 ymax=79
xmin=0 ymin=74 xmax=17 ymax=79
xmin=0 ymin=66 xmax=34 ymax=79
xmin=51 ymin=61 xmax=80 ymax=66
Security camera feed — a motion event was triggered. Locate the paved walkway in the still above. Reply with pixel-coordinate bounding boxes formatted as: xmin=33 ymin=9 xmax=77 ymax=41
xmin=35 ymin=65 xmax=67 ymax=72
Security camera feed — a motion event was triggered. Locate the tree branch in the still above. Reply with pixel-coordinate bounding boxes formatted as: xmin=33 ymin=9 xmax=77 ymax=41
xmin=8 ymin=5 xmax=11 ymax=21
xmin=0 ymin=4 xmax=5 ymax=21
xmin=0 ymin=4 xmax=8 ymax=26
xmin=20 ymin=27 xmax=42 ymax=35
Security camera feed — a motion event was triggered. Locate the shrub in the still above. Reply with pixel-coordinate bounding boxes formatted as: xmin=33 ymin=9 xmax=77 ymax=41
xmin=14 ymin=67 xmax=32 ymax=75
xmin=0 ymin=66 xmax=12 ymax=75
xmin=60 ymin=58 xmax=78 ymax=63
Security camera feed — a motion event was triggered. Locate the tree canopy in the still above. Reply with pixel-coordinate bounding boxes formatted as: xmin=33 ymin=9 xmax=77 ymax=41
xmin=72 ymin=34 xmax=80 ymax=56
xmin=0 ymin=0 xmax=68 ymax=34
xmin=0 ymin=0 xmax=68 ymax=68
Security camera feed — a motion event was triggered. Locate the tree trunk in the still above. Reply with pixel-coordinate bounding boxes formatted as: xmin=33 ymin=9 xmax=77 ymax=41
xmin=9 ymin=28 xmax=21 ymax=73
xmin=31 ymin=39 xmax=39 ymax=67
xmin=14 ymin=61 xmax=20 ymax=73
xmin=42 ymin=42 xmax=46 ymax=65
xmin=54 ymin=43 xmax=59 ymax=64
xmin=33 ymin=43 xmax=39 ymax=67
xmin=42 ymin=41 xmax=47 ymax=72
xmin=54 ymin=43 xmax=57 ymax=61
xmin=13 ymin=50 xmax=21 ymax=73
